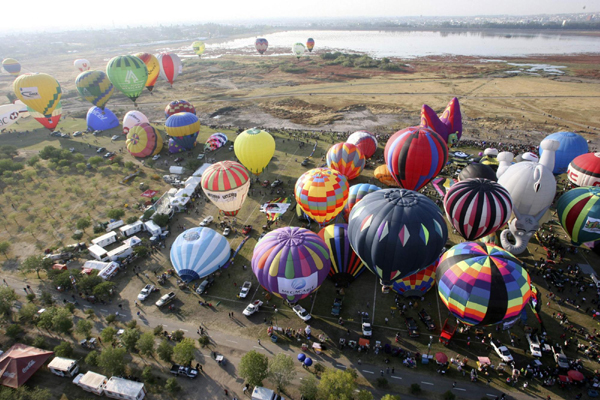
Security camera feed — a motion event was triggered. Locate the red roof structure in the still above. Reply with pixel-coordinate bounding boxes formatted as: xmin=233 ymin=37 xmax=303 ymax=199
xmin=0 ymin=344 xmax=53 ymax=388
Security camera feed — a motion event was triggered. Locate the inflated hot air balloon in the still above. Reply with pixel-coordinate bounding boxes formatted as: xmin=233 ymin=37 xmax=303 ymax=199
xmin=201 ymin=161 xmax=250 ymax=216
xmin=205 ymin=132 xmax=228 ymax=151
xmin=165 ymin=112 xmax=200 ymax=137
xmin=306 ymin=38 xmax=315 ymax=52
xmin=292 ymin=43 xmax=306 ymax=59
xmin=86 ymin=107 xmax=119 ymax=131
xmin=458 ymin=163 xmax=497 ymax=182
xmin=392 ymin=260 xmax=438 ymax=297
xmin=122 ymin=110 xmax=149 ymax=135
xmin=342 ymin=183 xmax=381 ymax=222
xmin=480 ymin=156 xmax=499 ymax=172
xmin=348 ymin=189 xmax=448 ymax=286
xmin=252 ymin=227 xmax=331 ymax=303
xmin=374 ymin=165 xmax=399 ymax=187
xmin=318 ymin=224 xmax=365 ymax=283
xmin=170 ymin=228 xmax=231 ymax=282
xmin=192 ymin=41 xmax=205 ymax=57
xmin=13 ymin=100 xmax=29 ymax=119
xmin=165 ymin=100 xmax=195 ymax=118
xmin=134 ymin=53 xmax=160 ymax=93
xmin=431 ymin=177 xmax=456 ymax=197
xmin=444 ymin=178 xmax=513 ymax=241
xmin=437 ymin=242 xmax=531 ymax=326
xmin=539 ymin=131 xmax=588 ymax=175
xmin=326 ymin=142 xmax=365 ymax=180
xmin=0 ymin=104 xmax=23 ymax=129
xmin=157 ymin=52 xmax=182 ymax=87
xmin=347 ymin=131 xmax=378 ymax=159
xmin=568 ymin=153 xmax=600 ymax=187
xmin=557 ymin=187 xmax=600 ymax=246
xmin=27 ymin=102 xmax=62 ymax=130
xmin=168 ymin=138 xmax=185 ymax=153
xmin=420 ymin=98 xmax=462 ymax=145
xmin=74 ymin=59 xmax=91 ymax=72
xmin=255 ymin=38 xmax=269 ymax=54
xmin=2 ymin=58 xmax=21 ymax=76
xmin=14 ymin=73 xmax=62 ymax=129
xmin=385 ymin=126 xmax=448 ymax=191
xmin=126 ymin=123 xmax=163 ymax=158
xmin=234 ymin=128 xmax=275 ymax=175
xmin=106 ymin=55 xmax=148 ymax=105
xmin=75 ymin=70 xmax=114 ymax=110
xmin=295 ymin=168 xmax=349 ymax=226
xmin=169 ymin=132 xmax=198 ymax=152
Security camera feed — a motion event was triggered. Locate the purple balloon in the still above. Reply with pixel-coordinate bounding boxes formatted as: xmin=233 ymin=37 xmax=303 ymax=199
xmin=252 ymin=227 xmax=331 ymax=303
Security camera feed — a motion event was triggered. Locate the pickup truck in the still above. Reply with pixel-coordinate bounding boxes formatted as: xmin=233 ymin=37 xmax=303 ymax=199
xmin=196 ymin=277 xmax=214 ymax=295
xmin=155 ymin=292 xmax=176 ymax=307
xmin=418 ymin=309 xmax=436 ymax=331
xmin=552 ymin=344 xmax=569 ymax=369
xmin=526 ymin=334 xmax=542 ymax=357
xmin=170 ymin=364 xmax=199 ymax=379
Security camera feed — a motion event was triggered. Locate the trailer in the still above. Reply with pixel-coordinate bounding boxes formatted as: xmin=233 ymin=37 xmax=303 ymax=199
xmin=439 ymin=318 xmax=456 ymax=346
xmin=103 ymin=376 xmax=146 ymax=400
xmin=87 ymin=245 xmax=108 ymax=261
xmin=73 ymin=371 xmax=107 ymax=395
xmin=119 ymin=221 xmax=145 ymax=237
xmin=91 ymin=231 xmax=117 ymax=248
xmin=169 ymin=166 xmax=186 ymax=175
xmin=144 ymin=220 xmax=162 ymax=237
xmin=105 ymin=220 xmax=124 ymax=232
xmin=48 ymin=357 xmax=79 ymax=378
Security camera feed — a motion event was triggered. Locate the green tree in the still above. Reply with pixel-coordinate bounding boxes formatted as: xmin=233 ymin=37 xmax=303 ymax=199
xmin=37 ymin=308 xmax=56 ymax=331
xmin=6 ymin=324 xmax=23 ymax=339
xmin=76 ymin=217 xmax=91 ymax=231
xmin=299 ymin=373 xmax=319 ymax=400
xmin=153 ymin=325 xmax=164 ymax=336
xmin=239 ymin=350 xmax=269 ymax=387
xmin=33 ymin=336 xmax=47 ymax=349
xmin=152 ymin=213 xmax=170 ymax=228
xmin=88 ymin=156 xmax=103 ymax=167
xmin=85 ymin=350 xmax=99 ymax=366
xmin=0 ymin=241 xmax=10 ymax=258
xmin=77 ymin=273 xmax=103 ymax=294
xmin=172 ymin=338 xmax=196 ymax=366
xmin=101 ymin=326 xmax=118 ymax=344
xmin=0 ymin=386 xmax=52 ymax=400
xmin=92 ymin=281 xmax=115 ymax=298
xmin=126 ymin=216 xmax=139 ymax=224
xmin=357 ymin=390 xmax=374 ymax=400
xmin=20 ymin=255 xmax=53 ymax=278
xmin=165 ymin=377 xmax=181 ymax=393
xmin=0 ymin=287 xmax=18 ymax=318
xmin=381 ymin=395 xmax=401 ymax=400
xmin=137 ymin=332 xmax=155 ymax=357
xmin=133 ymin=246 xmax=149 ymax=257
xmin=75 ymin=319 xmax=93 ymax=339
xmin=157 ymin=339 xmax=173 ymax=363
xmin=50 ymin=271 xmax=73 ymax=291
xmin=317 ymin=369 xmax=357 ymax=400
xmin=121 ymin=328 xmax=141 ymax=352
xmin=54 ymin=341 xmax=74 ymax=358
xmin=141 ymin=366 xmax=155 ymax=384
xmin=268 ymin=353 xmax=295 ymax=392
xmin=107 ymin=208 xmax=125 ymax=220
xmin=98 ymin=347 xmax=127 ymax=376
xmin=52 ymin=307 xmax=73 ymax=334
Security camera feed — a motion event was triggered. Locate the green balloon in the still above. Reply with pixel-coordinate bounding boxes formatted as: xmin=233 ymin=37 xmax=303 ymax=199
xmin=106 ymin=55 xmax=148 ymax=105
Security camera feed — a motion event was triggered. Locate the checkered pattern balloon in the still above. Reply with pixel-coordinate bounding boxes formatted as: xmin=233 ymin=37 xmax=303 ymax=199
xmin=392 ymin=260 xmax=438 ymax=297
xmin=326 ymin=142 xmax=366 ymax=180
xmin=295 ymin=168 xmax=349 ymax=227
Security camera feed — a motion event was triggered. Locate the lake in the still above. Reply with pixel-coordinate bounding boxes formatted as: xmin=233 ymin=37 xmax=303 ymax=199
xmin=204 ymin=30 xmax=600 ymax=58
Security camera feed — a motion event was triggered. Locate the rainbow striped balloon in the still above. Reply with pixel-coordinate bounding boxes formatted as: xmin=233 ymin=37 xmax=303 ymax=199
xmin=342 ymin=183 xmax=381 ymax=222
xmin=384 ymin=126 xmax=448 ymax=191
xmin=295 ymin=168 xmax=349 ymax=226
xmin=437 ymin=242 xmax=531 ymax=327
xmin=392 ymin=260 xmax=438 ymax=297
xmin=318 ymin=224 xmax=365 ymax=282
xmin=326 ymin=142 xmax=366 ymax=180
xmin=557 ymin=186 xmax=600 ymax=246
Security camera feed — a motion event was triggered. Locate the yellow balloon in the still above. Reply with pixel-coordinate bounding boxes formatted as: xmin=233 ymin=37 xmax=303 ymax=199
xmin=192 ymin=41 xmax=205 ymax=57
xmin=234 ymin=128 xmax=275 ymax=175
xmin=134 ymin=53 xmax=160 ymax=92
xmin=13 ymin=73 xmax=62 ymax=117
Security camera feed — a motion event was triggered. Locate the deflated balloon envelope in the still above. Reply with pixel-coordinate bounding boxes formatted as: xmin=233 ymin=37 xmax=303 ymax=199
xmin=87 ymin=107 xmax=119 ymax=131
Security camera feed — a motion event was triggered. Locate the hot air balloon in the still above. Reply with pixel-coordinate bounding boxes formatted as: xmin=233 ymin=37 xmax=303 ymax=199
xmin=392 ymin=260 xmax=438 ymax=297
xmin=157 ymin=52 xmax=182 ymax=87
xmin=557 ymin=187 xmax=600 ymax=246
xmin=568 ymin=153 xmax=600 ymax=187
xmin=75 ymin=70 xmax=114 ymax=110
xmin=431 ymin=177 xmax=456 ymax=197
xmin=86 ymin=107 xmax=119 ymax=132
xmin=126 ymin=123 xmax=163 ymax=158
xmin=346 ymin=131 xmax=378 ymax=158
xmin=106 ymin=55 xmax=148 ymax=105
xmin=515 ymin=152 xmax=539 ymax=163
xmin=27 ymin=102 xmax=62 ymax=130
xmin=374 ymin=165 xmax=399 ymax=187
xmin=458 ymin=163 xmax=497 ymax=182
xmin=420 ymin=98 xmax=462 ymax=145
xmin=14 ymin=73 xmax=62 ymax=129
xmin=326 ymin=142 xmax=365 ymax=180
xmin=2 ymin=58 xmax=21 ymax=76
xmin=13 ymin=100 xmax=29 ymax=118
xmin=342 ymin=183 xmax=381 ymax=222
xmin=437 ymin=242 xmax=532 ymax=326
xmin=165 ymin=100 xmax=195 ymax=118
xmin=205 ymin=133 xmax=228 ymax=151
xmin=384 ymin=126 xmax=448 ymax=191
xmin=348 ymin=189 xmax=448 ymax=286
xmin=192 ymin=41 xmax=205 ymax=57
xmin=306 ymin=38 xmax=315 ymax=52
xmin=255 ymin=38 xmax=269 ymax=54
xmin=251 ymin=227 xmax=331 ymax=303
xmin=122 ymin=110 xmax=149 ymax=135
xmin=234 ymin=128 xmax=275 ymax=175
xmin=444 ymin=178 xmax=513 ymax=241
xmin=292 ymin=43 xmax=306 ymax=59
xmin=170 ymin=228 xmax=231 ymax=282
xmin=201 ymin=161 xmax=250 ymax=216
xmin=74 ymin=59 xmax=91 ymax=72
xmin=318 ymin=224 xmax=365 ymax=283
xmin=134 ymin=53 xmax=160 ymax=93
xmin=0 ymin=104 xmax=23 ymax=129
xmin=168 ymin=138 xmax=185 ymax=153
xmin=165 ymin=112 xmax=200 ymax=137
xmin=295 ymin=168 xmax=349 ymax=226
xmin=539 ymin=131 xmax=588 ymax=174
xmin=169 ymin=132 xmax=198 ymax=152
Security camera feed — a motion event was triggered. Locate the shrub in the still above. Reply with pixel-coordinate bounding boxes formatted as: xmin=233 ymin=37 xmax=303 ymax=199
xmin=40 ymin=292 xmax=53 ymax=305
xmin=165 ymin=378 xmax=181 ymax=393
xmin=153 ymin=325 xmax=164 ymax=336
xmin=85 ymin=350 xmax=99 ymax=366
xmin=376 ymin=377 xmax=388 ymax=388
xmin=6 ymin=324 xmax=23 ymax=339
xmin=410 ymin=383 xmax=422 ymax=394
xmin=444 ymin=390 xmax=456 ymax=400
xmin=54 ymin=341 xmax=74 ymax=358
xmin=71 ymin=232 xmax=83 ymax=240
xmin=105 ymin=314 xmax=116 ymax=324
xmin=126 ymin=216 xmax=139 ymax=224
xmin=142 ymin=366 xmax=155 ymax=384
xmin=32 ymin=336 xmax=47 ymax=349
xmin=172 ymin=330 xmax=185 ymax=342
xmin=26 ymin=293 xmax=36 ymax=302
xmin=313 ymin=363 xmax=325 ymax=374
xmin=198 ymin=335 xmax=210 ymax=347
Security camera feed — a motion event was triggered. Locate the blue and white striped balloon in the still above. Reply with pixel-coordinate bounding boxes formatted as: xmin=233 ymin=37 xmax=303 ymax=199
xmin=170 ymin=227 xmax=231 ymax=282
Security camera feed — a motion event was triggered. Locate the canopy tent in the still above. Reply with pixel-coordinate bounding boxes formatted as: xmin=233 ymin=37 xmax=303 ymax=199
xmin=435 ymin=352 xmax=448 ymax=364
xmin=0 ymin=344 xmax=53 ymax=388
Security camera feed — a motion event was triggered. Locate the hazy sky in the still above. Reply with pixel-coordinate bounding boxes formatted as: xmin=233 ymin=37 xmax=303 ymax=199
xmin=1 ymin=0 xmax=596 ymax=32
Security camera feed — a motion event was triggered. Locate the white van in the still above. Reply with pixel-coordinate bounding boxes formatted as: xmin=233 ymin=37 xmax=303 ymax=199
xmin=592 ymin=273 xmax=600 ymax=289
xmin=252 ymin=386 xmax=285 ymax=400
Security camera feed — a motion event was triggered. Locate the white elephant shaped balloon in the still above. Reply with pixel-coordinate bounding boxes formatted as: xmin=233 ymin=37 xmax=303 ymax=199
xmin=497 ymin=139 xmax=559 ymax=254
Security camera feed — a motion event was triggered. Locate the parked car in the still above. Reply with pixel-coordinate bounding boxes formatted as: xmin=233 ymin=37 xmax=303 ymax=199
xmin=51 ymin=131 xmax=61 ymax=137
xmin=197 ymin=153 xmax=205 ymax=160
xmin=228 ymin=145 xmax=234 ymax=151
xmin=243 ymin=300 xmax=263 ymax=316
xmin=552 ymin=344 xmax=569 ymax=368
xmin=331 ymin=298 xmax=342 ymax=316
xmin=491 ymin=339 xmax=514 ymax=362
xmin=405 ymin=317 xmax=420 ymax=338
xmin=196 ymin=277 xmax=214 ymax=295
xmin=170 ymin=364 xmax=198 ymax=379
xmin=418 ymin=309 xmax=436 ymax=331
xmin=174 ymin=157 xmax=184 ymax=163
xmin=293 ymin=305 xmax=312 ymax=321
xmin=60 ymin=132 xmax=70 ymax=138
xmin=271 ymin=179 xmax=283 ymax=188
xmin=138 ymin=284 xmax=156 ymax=301
xmin=152 ymin=154 xmax=161 ymax=161
xmin=96 ymin=147 xmax=106 ymax=153
xmin=301 ymin=158 xmax=309 ymax=166
xmin=242 ymin=225 xmax=252 ymax=235
xmin=104 ymin=152 xmax=115 ymax=159
xmin=526 ymin=334 xmax=542 ymax=357
xmin=155 ymin=292 xmax=176 ymax=307
xmin=200 ymin=216 xmax=214 ymax=226
xmin=223 ymin=227 xmax=231 ymax=236
xmin=73 ymin=131 xmax=83 ymax=137
xmin=69 ymin=148 xmax=76 ymax=153
xmin=111 ymin=135 xmax=120 ymax=141
xmin=239 ymin=281 xmax=252 ymax=298
xmin=361 ymin=315 xmax=372 ymax=337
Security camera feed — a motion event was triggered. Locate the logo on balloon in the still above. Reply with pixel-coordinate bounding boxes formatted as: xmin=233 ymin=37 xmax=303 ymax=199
xmin=125 ymin=70 xmax=140 ymax=84
xmin=291 ymin=279 xmax=307 ymax=290
xmin=183 ymin=231 xmax=200 ymax=241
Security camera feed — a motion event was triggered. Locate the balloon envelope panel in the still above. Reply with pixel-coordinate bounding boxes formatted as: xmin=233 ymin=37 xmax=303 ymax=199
xmin=165 ymin=112 xmax=200 ymax=138
xmin=342 ymin=183 xmax=381 ymax=222
xmin=106 ymin=55 xmax=148 ymax=104
xmin=539 ymin=131 xmax=588 ymax=174
xmin=326 ymin=142 xmax=365 ymax=180
xmin=568 ymin=153 xmax=600 ymax=187
xmin=165 ymin=100 xmax=195 ymax=118
xmin=318 ymin=224 xmax=365 ymax=282
xmin=295 ymin=168 xmax=349 ymax=226
xmin=87 ymin=107 xmax=119 ymax=132
xmin=170 ymin=228 xmax=231 ymax=282
xmin=126 ymin=122 xmax=163 ymax=157
xmin=392 ymin=261 xmax=438 ymax=297
xmin=557 ymin=186 xmax=600 ymax=246
xmin=347 ymin=131 xmax=378 ymax=159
